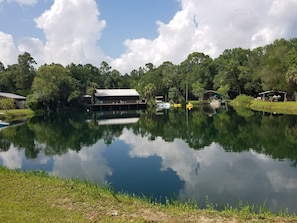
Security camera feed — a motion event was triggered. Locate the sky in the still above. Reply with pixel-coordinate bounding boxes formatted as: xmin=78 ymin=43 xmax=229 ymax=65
xmin=0 ymin=0 xmax=297 ymax=74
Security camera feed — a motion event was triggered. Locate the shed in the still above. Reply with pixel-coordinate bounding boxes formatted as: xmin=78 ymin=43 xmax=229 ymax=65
xmin=258 ymin=90 xmax=287 ymax=102
xmin=203 ymin=90 xmax=223 ymax=100
xmin=0 ymin=92 xmax=26 ymax=109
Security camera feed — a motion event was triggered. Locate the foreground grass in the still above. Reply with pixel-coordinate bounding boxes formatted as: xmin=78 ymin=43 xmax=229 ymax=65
xmin=250 ymin=101 xmax=297 ymax=115
xmin=0 ymin=167 xmax=296 ymax=222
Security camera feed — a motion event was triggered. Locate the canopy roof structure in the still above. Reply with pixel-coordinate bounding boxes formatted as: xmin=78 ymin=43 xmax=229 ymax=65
xmin=0 ymin=92 xmax=26 ymax=100
xmin=203 ymin=90 xmax=222 ymax=100
xmin=258 ymin=90 xmax=287 ymax=95
xmin=258 ymin=90 xmax=287 ymax=101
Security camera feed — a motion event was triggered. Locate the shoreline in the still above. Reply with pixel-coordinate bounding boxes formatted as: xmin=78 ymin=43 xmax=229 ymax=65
xmin=249 ymin=101 xmax=297 ymax=115
xmin=0 ymin=109 xmax=35 ymax=121
xmin=0 ymin=167 xmax=296 ymax=222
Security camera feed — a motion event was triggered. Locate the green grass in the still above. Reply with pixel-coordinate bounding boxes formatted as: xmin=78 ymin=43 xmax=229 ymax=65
xmin=250 ymin=101 xmax=297 ymax=115
xmin=0 ymin=109 xmax=36 ymax=121
xmin=0 ymin=167 xmax=296 ymax=222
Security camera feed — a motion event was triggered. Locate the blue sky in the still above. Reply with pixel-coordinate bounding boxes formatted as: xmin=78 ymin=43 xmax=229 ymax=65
xmin=0 ymin=0 xmax=179 ymax=58
xmin=0 ymin=0 xmax=297 ymax=74
xmin=97 ymin=0 xmax=180 ymax=57
xmin=0 ymin=1 xmax=50 ymax=40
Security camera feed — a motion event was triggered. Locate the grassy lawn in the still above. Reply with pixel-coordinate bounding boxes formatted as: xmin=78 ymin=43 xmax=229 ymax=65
xmin=250 ymin=101 xmax=297 ymax=115
xmin=0 ymin=167 xmax=296 ymax=222
xmin=0 ymin=109 xmax=35 ymax=121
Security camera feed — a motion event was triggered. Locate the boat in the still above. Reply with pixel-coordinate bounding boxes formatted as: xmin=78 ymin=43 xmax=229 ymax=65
xmin=155 ymin=96 xmax=171 ymax=110
xmin=186 ymin=103 xmax=193 ymax=110
xmin=0 ymin=120 xmax=9 ymax=127
xmin=173 ymin=103 xmax=181 ymax=108
xmin=156 ymin=102 xmax=170 ymax=109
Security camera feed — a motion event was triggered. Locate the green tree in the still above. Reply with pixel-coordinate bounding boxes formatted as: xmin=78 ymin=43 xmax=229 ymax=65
xmin=259 ymin=39 xmax=291 ymax=91
xmin=214 ymin=48 xmax=256 ymax=98
xmin=15 ymin=52 xmax=36 ymax=95
xmin=0 ymin=65 xmax=18 ymax=93
xmin=179 ymin=52 xmax=215 ymax=100
xmin=99 ymin=61 xmax=113 ymax=89
xmin=129 ymin=69 xmax=141 ymax=90
xmin=0 ymin=53 xmax=36 ymax=96
xmin=27 ymin=64 xmax=77 ymax=110
xmin=160 ymin=61 xmax=179 ymax=100
xmin=168 ymin=87 xmax=182 ymax=103
xmin=143 ymin=83 xmax=156 ymax=99
xmin=286 ymin=67 xmax=297 ymax=100
xmin=0 ymin=62 xmax=5 ymax=72
xmin=191 ymin=81 xmax=204 ymax=100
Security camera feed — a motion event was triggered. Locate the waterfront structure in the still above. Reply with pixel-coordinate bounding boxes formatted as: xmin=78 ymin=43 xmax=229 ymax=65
xmin=0 ymin=92 xmax=26 ymax=109
xmin=88 ymin=89 xmax=147 ymax=111
xmin=258 ymin=90 xmax=287 ymax=102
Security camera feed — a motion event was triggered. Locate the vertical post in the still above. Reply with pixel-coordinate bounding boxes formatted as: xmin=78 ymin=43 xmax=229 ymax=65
xmin=186 ymin=81 xmax=188 ymax=103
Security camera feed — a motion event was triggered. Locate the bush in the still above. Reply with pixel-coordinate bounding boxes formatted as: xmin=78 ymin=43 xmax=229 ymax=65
xmin=0 ymin=98 xmax=14 ymax=110
xmin=231 ymin=94 xmax=254 ymax=107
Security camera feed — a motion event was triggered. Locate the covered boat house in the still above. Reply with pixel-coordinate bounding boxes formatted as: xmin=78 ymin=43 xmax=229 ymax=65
xmin=258 ymin=90 xmax=287 ymax=102
xmin=0 ymin=92 xmax=26 ymax=109
xmin=203 ymin=90 xmax=223 ymax=101
xmin=88 ymin=89 xmax=147 ymax=111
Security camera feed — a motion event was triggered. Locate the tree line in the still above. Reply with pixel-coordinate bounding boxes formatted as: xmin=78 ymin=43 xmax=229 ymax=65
xmin=0 ymin=38 xmax=297 ymax=111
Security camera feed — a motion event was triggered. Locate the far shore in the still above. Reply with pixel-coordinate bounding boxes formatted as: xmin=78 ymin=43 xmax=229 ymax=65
xmin=249 ymin=101 xmax=297 ymax=115
xmin=191 ymin=99 xmax=297 ymax=115
xmin=1 ymin=100 xmax=297 ymax=123
xmin=0 ymin=109 xmax=35 ymax=121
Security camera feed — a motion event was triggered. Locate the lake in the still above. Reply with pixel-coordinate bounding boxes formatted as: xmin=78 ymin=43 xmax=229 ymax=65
xmin=1 ymin=105 xmax=297 ymax=213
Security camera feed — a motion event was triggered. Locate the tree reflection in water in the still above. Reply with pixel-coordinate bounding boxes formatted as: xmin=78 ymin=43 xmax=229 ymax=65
xmin=0 ymin=107 xmax=297 ymax=213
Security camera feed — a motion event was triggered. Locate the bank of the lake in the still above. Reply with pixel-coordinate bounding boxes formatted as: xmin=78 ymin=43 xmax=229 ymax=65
xmin=0 ymin=109 xmax=35 ymax=121
xmin=0 ymin=167 xmax=296 ymax=223
xmin=226 ymin=95 xmax=297 ymax=115
xmin=250 ymin=101 xmax=297 ymax=115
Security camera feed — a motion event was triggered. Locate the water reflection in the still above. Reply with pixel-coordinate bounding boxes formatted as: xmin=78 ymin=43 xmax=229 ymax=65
xmin=0 ymin=107 xmax=297 ymax=213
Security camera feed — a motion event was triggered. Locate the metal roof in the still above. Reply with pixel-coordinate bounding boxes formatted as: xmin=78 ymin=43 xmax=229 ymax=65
xmin=204 ymin=90 xmax=221 ymax=95
xmin=94 ymin=89 xmax=139 ymax=97
xmin=258 ymin=90 xmax=286 ymax=95
xmin=0 ymin=92 xmax=26 ymax=100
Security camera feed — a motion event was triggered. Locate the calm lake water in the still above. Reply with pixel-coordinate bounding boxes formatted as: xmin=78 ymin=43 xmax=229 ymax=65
xmin=1 ymin=105 xmax=297 ymax=213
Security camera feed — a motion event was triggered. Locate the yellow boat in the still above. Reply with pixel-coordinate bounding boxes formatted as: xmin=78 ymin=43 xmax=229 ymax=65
xmin=186 ymin=103 xmax=193 ymax=110
xmin=173 ymin=103 xmax=181 ymax=108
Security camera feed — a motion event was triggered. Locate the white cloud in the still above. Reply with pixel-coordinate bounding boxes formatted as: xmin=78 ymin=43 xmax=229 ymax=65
xmin=0 ymin=145 xmax=23 ymax=169
xmin=0 ymin=32 xmax=18 ymax=65
xmin=111 ymin=0 xmax=297 ymax=73
xmin=50 ymin=140 xmax=112 ymax=184
xmin=0 ymin=144 xmax=50 ymax=169
xmin=119 ymin=128 xmax=297 ymax=210
xmin=1 ymin=0 xmax=297 ymax=74
xmin=18 ymin=37 xmax=44 ymax=62
xmin=0 ymin=0 xmax=108 ymax=67
xmin=33 ymin=0 xmax=107 ymax=66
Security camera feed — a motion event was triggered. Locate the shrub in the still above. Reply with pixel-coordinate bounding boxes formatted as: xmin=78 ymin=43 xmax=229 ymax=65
xmin=0 ymin=98 xmax=14 ymax=110
xmin=232 ymin=94 xmax=254 ymax=107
